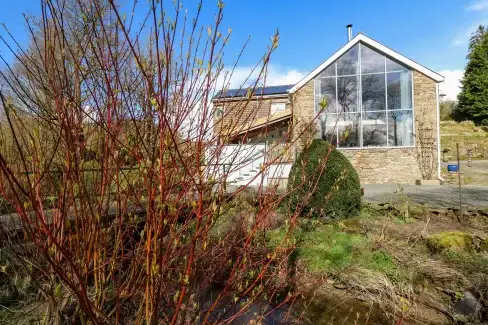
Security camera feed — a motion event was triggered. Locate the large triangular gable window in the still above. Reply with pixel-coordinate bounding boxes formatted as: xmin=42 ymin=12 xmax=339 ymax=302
xmin=315 ymin=43 xmax=413 ymax=148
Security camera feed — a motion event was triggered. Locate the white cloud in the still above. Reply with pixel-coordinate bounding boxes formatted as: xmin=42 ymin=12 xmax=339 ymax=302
xmin=466 ymin=0 xmax=488 ymax=11
xmin=217 ymin=64 xmax=306 ymax=90
xmin=265 ymin=67 xmax=306 ymax=86
xmin=439 ymin=69 xmax=464 ymax=101
xmin=452 ymin=20 xmax=488 ymax=47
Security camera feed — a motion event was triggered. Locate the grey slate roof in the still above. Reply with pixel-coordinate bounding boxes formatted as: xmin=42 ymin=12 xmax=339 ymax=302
xmin=213 ymin=84 xmax=294 ymax=99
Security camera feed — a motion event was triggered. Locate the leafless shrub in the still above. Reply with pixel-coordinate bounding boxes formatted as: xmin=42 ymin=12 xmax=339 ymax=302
xmin=0 ymin=0 xmax=330 ymax=323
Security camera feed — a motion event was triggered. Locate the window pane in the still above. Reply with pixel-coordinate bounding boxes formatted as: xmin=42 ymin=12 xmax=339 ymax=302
xmin=386 ymin=57 xmax=408 ymax=72
xmin=337 ymin=76 xmax=359 ymax=114
xmin=271 ymin=102 xmax=286 ymax=114
xmin=362 ymin=74 xmax=385 ymax=111
xmin=316 ymin=78 xmax=337 ymax=114
xmin=388 ymin=110 xmax=413 ymax=146
xmin=363 ymin=112 xmax=387 ymax=147
xmin=318 ymin=114 xmax=338 ymax=145
xmin=337 ymin=44 xmax=359 ymax=76
xmin=361 ymin=44 xmax=385 ymax=74
xmin=338 ymin=113 xmax=360 ymax=148
xmin=387 ymin=71 xmax=412 ymax=110
xmin=319 ymin=63 xmax=336 ymax=77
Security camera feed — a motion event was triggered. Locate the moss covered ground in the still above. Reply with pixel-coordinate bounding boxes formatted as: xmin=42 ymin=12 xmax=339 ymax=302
xmin=266 ymin=202 xmax=488 ymax=324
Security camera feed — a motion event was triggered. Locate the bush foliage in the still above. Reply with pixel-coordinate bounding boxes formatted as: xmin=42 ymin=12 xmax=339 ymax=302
xmin=286 ymin=139 xmax=361 ymax=219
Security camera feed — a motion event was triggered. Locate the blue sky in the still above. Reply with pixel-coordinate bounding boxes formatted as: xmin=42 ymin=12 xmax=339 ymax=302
xmin=1 ymin=0 xmax=487 ymax=99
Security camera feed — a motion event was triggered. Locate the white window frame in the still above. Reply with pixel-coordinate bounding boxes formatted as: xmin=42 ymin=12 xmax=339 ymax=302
xmin=313 ymin=42 xmax=416 ymax=150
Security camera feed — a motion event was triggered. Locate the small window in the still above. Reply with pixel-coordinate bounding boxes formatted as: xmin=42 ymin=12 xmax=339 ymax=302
xmin=214 ymin=106 xmax=224 ymax=118
xmin=316 ymin=78 xmax=337 ymax=114
xmin=271 ymin=102 xmax=286 ymax=114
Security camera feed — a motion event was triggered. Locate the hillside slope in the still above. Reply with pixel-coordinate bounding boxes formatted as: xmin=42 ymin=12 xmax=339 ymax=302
xmin=441 ymin=121 xmax=488 ymax=160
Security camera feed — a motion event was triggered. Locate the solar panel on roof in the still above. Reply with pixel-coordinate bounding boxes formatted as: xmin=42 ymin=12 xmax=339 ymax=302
xmin=213 ymin=84 xmax=295 ymax=99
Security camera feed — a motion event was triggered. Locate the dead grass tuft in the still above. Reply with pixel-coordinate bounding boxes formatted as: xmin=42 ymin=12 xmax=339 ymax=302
xmin=342 ymin=267 xmax=414 ymax=322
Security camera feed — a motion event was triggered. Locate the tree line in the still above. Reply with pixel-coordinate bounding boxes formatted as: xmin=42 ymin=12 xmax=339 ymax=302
xmin=444 ymin=25 xmax=488 ymax=125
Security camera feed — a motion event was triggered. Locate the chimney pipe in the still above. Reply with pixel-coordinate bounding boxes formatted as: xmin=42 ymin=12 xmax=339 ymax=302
xmin=346 ymin=24 xmax=353 ymax=41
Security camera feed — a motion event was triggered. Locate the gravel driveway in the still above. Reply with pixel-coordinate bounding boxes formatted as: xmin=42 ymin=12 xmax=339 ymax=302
xmin=363 ymin=184 xmax=488 ymax=208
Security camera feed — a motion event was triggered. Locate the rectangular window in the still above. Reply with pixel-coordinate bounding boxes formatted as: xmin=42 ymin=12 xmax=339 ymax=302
xmin=316 ymin=78 xmax=337 ymax=114
xmin=388 ymin=110 xmax=413 ymax=146
xmin=338 ymin=113 xmax=361 ymax=147
xmin=362 ymin=74 xmax=386 ymax=111
xmin=363 ymin=112 xmax=387 ymax=147
xmin=270 ymin=102 xmax=286 ymax=114
xmin=387 ymin=71 xmax=412 ymax=110
xmin=214 ymin=106 xmax=224 ymax=118
xmin=319 ymin=115 xmax=338 ymax=146
xmin=337 ymin=76 xmax=359 ymax=113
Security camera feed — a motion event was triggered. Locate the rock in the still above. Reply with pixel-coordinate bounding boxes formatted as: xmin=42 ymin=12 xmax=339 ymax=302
xmin=453 ymin=291 xmax=482 ymax=320
xmin=466 ymin=209 xmax=479 ymax=217
xmin=369 ymin=203 xmax=388 ymax=211
xmin=454 ymin=314 xmax=469 ymax=324
xmin=447 ymin=209 xmax=458 ymax=219
xmin=429 ymin=208 xmax=449 ymax=215
xmin=437 ymin=287 xmax=452 ymax=296
xmin=426 ymin=232 xmax=473 ymax=253
xmin=452 ymin=208 xmax=471 ymax=217
xmin=473 ymin=236 xmax=483 ymax=252
xmin=413 ymin=284 xmax=424 ymax=294
xmin=341 ymin=219 xmax=363 ymax=234
xmin=356 ymin=295 xmax=368 ymax=302
xmin=333 ymin=283 xmax=347 ymax=290
xmin=480 ymin=238 xmax=488 ymax=252
xmin=0 ymin=282 xmax=18 ymax=305
xmin=478 ymin=208 xmax=488 ymax=217
xmin=435 ymin=287 xmax=456 ymax=298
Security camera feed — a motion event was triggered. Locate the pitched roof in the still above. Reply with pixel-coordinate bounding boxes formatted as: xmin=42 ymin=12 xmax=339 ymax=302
xmin=234 ymin=108 xmax=291 ymax=135
xmin=289 ymin=33 xmax=444 ymax=93
xmin=213 ymin=84 xmax=294 ymax=99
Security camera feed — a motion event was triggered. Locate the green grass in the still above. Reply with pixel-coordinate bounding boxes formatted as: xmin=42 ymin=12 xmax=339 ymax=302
xmin=364 ymin=251 xmax=396 ymax=274
xmin=267 ymin=223 xmax=366 ymax=272
xmin=441 ymin=121 xmax=488 ymax=159
xmin=297 ymin=226 xmax=366 ymax=272
xmin=359 ymin=250 xmax=410 ymax=283
xmin=267 ymin=220 xmax=402 ymax=281
xmin=442 ymin=249 xmax=488 ymax=274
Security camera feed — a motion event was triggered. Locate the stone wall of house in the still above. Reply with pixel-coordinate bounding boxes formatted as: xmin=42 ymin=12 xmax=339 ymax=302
xmin=290 ymin=71 xmax=439 ymax=184
xmin=290 ymin=79 xmax=315 ymax=153
xmin=340 ymin=148 xmax=422 ymax=184
xmin=413 ymin=70 xmax=439 ymax=181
